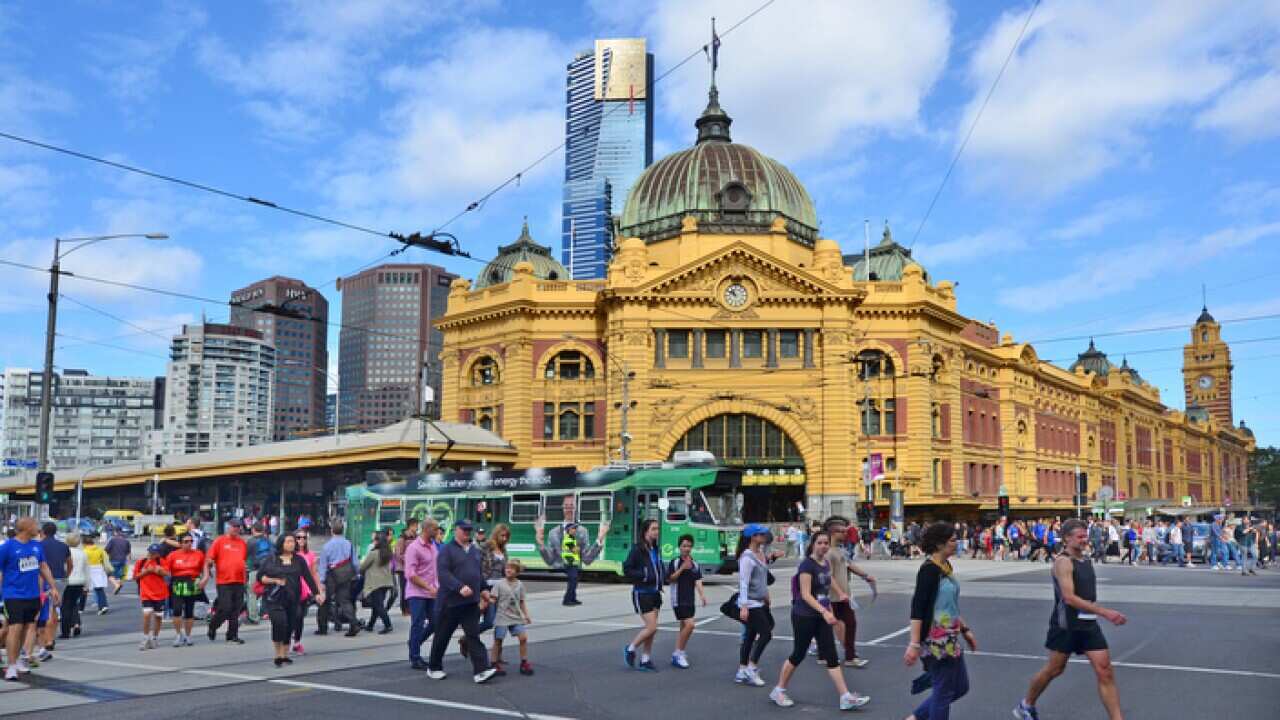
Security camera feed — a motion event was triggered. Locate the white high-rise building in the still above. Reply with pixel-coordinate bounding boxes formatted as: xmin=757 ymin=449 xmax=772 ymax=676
xmin=161 ymin=323 xmax=275 ymax=455
xmin=0 ymin=368 xmax=163 ymax=470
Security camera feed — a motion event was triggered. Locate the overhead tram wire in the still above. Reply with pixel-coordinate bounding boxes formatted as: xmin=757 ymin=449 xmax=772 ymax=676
xmin=57 ymin=293 xmax=174 ymax=343
xmin=53 ymin=332 xmax=170 ymax=361
xmin=907 ymin=0 xmax=1040 ymax=251
xmin=424 ymin=0 xmax=781 ymax=236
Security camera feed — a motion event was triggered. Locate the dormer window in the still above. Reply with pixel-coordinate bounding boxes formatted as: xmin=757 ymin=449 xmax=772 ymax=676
xmin=716 ymin=181 xmax=751 ymax=213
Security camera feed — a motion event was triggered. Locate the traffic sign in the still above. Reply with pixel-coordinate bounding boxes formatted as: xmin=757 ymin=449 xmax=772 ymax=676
xmin=1097 ymin=485 xmax=1115 ymax=502
xmin=2 ymin=459 xmax=37 ymax=469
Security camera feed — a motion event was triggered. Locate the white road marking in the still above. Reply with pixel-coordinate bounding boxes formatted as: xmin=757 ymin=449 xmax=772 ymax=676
xmin=695 ymin=616 xmax=722 ymax=627
xmin=965 ymin=650 xmax=1280 ymax=679
xmin=864 ymin=626 xmax=912 ymax=645
xmin=57 ymin=655 xmax=578 ymax=719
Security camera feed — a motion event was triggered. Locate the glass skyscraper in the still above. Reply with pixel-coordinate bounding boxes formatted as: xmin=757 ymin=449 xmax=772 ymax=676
xmin=562 ymin=38 xmax=654 ymax=279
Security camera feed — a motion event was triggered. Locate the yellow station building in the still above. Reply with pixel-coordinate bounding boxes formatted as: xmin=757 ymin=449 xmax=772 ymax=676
xmin=437 ymin=85 xmax=1254 ymax=522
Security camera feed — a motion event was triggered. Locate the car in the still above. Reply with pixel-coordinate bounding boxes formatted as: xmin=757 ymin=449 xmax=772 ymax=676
xmin=100 ymin=516 xmax=135 ymax=537
xmin=55 ymin=518 xmax=98 ymax=538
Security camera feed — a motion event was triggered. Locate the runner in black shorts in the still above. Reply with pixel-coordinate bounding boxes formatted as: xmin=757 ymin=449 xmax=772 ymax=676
xmin=1014 ymin=518 xmax=1127 ymax=720
xmin=622 ymin=519 xmax=665 ymax=671
xmin=666 ymin=534 xmax=706 ymax=669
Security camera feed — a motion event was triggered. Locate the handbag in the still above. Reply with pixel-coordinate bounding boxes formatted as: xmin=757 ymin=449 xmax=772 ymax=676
xmin=719 ymin=592 xmax=741 ymax=621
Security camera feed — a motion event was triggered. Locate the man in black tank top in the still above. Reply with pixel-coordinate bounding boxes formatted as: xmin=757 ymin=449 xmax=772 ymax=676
xmin=1013 ymin=519 xmax=1128 ymax=720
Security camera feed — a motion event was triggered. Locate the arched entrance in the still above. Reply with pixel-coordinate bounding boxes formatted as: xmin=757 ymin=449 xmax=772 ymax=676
xmin=671 ymin=412 xmax=807 ymax=522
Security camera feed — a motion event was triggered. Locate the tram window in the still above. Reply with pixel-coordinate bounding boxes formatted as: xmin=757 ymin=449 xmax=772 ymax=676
xmin=510 ymin=494 xmax=542 ymax=523
xmin=544 ymin=494 xmax=569 ymax=522
xmin=578 ymin=492 xmax=610 ymax=522
xmin=665 ymin=489 xmax=688 ymax=522
xmin=378 ymin=500 xmax=403 ymax=526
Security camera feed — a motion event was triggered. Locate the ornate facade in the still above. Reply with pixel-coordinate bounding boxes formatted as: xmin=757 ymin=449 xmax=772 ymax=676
xmin=437 ymin=87 xmax=1253 ymax=521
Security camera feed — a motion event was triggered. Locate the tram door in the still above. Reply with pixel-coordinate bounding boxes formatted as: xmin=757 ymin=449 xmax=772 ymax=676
xmin=635 ymin=490 xmax=662 ymax=551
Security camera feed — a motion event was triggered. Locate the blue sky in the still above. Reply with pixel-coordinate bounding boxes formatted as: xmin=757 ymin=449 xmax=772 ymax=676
xmin=2 ymin=1 xmax=1279 ymax=444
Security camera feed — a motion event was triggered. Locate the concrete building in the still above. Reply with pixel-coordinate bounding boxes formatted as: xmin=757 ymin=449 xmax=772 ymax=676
xmin=229 ymin=276 xmax=329 ymax=441
xmin=561 ymin=38 xmax=654 ymax=279
xmin=438 ymin=83 xmax=1255 ymax=522
xmin=161 ymin=323 xmax=275 ymax=455
xmin=1 ymin=368 xmax=163 ymax=471
xmin=337 ymin=263 xmax=456 ymax=432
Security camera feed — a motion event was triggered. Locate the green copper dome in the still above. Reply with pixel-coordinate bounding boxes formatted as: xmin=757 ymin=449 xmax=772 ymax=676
xmin=474 ymin=220 xmax=568 ymax=288
xmin=619 ymin=86 xmax=819 ymax=245
xmin=845 ymin=223 xmax=926 ymax=282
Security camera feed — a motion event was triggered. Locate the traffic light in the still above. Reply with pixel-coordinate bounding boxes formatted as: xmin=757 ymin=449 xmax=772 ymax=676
xmin=35 ymin=471 xmax=54 ymax=504
xmin=997 ymin=495 xmax=1010 ymax=516
xmin=858 ymin=501 xmax=875 ymax=522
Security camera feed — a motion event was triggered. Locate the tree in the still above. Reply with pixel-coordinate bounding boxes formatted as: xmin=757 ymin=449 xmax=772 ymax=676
xmin=1248 ymin=447 xmax=1280 ymax=509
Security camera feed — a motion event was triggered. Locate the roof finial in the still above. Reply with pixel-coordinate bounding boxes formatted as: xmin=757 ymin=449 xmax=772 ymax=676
xmin=517 ymin=216 xmax=533 ymax=243
xmin=881 ymin=220 xmax=893 ymax=246
xmin=1088 ymin=337 xmax=1096 ymax=350
xmin=1202 ymin=282 xmax=1207 ymax=312
xmin=695 ymin=17 xmax=732 ymax=144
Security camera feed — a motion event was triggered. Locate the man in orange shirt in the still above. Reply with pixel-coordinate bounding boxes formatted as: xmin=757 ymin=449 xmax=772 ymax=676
xmin=133 ymin=544 xmax=170 ymax=650
xmin=205 ymin=519 xmax=248 ymax=644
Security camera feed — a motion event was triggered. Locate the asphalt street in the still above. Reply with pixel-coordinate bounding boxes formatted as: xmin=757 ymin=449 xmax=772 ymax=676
xmin=5 ymin=556 xmax=1278 ymax=719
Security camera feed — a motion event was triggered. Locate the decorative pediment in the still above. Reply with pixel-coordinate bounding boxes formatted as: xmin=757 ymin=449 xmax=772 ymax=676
xmin=616 ymin=242 xmax=861 ymax=304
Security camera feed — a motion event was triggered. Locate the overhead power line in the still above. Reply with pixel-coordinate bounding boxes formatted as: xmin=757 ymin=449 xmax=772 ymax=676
xmin=1026 ymin=310 xmax=1280 ymax=346
xmin=908 ymin=0 xmax=1040 ymax=250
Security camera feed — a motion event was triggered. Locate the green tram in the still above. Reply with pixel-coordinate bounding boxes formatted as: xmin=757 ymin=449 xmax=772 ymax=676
xmin=345 ymin=460 xmax=744 ymax=575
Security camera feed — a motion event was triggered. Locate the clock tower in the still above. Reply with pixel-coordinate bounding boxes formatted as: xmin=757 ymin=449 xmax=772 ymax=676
xmin=1183 ymin=306 xmax=1233 ymax=426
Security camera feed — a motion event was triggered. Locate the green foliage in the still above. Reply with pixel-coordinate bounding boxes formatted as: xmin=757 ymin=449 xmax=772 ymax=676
xmin=1248 ymin=447 xmax=1280 ymax=508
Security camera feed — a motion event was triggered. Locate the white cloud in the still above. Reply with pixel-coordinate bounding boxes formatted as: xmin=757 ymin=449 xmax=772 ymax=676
xmin=958 ymin=1 xmax=1259 ymax=195
xmin=646 ymin=0 xmax=951 ymax=162
xmin=1196 ymin=70 xmax=1280 ymax=142
xmin=86 ymin=2 xmax=207 ymax=105
xmin=1048 ymin=196 xmax=1151 ymax=241
xmin=195 ymin=0 xmax=464 ymax=139
xmin=998 ymin=222 xmax=1280 ymax=312
xmin=1219 ymin=181 xmax=1280 ymax=218
xmin=915 ymin=228 xmax=1024 ymax=266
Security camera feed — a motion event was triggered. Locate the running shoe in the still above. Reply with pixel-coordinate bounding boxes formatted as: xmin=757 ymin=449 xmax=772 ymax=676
xmin=769 ymin=688 xmax=795 ymax=707
xmin=291 ymin=643 xmax=305 ymax=655
xmin=426 ymin=670 xmax=447 ymax=680
xmin=519 ymin=660 xmax=534 ymax=676
xmin=671 ymin=652 xmax=690 ymax=669
xmin=173 ymin=635 xmax=185 ymax=648
xmin=623 ymin=645 xmax=637 ymax=668
xmin=474 ymin=668 xmax=498 ymax=684
xmin=98 ymin=607 xmax=110 ymax=615
xmin=4 ymin=667 xmax=17 ymax=682
xmin=734 ymin=668 xmax=753 ymax=684
xmin=226 ymin=637 xmax=245 ymax=645
xmin=638 ymin=659 xmax=658 ymax=672
xmin=493 ymin=661 xmax=507 ymax=677
xmin=16 ymin=658 xmax=31 ymax=674
xmin=839 ymin=692 xmax=870 ymax=711
xmin=139 ymin=639 xmax=151 ymax=651
xmin=1013 ymin=701 xmax=1040 ymax=719
xmin=844 ymin=657 xmax=869 ymax=668
xmin=34 ymin=648 xmax=52 ymax=662
xmin=745 ymin=668 xmax=766 ymax=686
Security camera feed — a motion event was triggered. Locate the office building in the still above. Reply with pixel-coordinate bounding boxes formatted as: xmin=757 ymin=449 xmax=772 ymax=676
xmin=161 ymin=323 xmax=275 ymax=454
xmin=562 ymin=38 xmax=654 ymax=279
xmin=0 ymin=368 xmax=163 ymax=470
xmin=337 ymin=263 xmax=456 ymax=432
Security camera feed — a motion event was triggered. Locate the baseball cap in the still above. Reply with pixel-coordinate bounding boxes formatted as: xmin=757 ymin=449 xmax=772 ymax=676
xmin=741 ymin=523 xmax=769 ymax=539
xmin=454 ymin=519 xmax=474 ymax=531
xmin=147 ymin=543 xmax=164 ymax=554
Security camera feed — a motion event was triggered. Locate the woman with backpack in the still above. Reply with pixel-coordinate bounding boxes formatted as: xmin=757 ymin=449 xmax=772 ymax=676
xmin=904 ymin=522 xmax=977 ymax=720
xmin=767 ymin=529 xmax=871 ymax=710
xmin=359 ymin=532 xmax=394 ymax=634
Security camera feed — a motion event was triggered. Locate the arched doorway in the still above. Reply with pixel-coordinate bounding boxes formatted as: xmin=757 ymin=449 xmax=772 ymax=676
xmin=1136 ymin=482 xmax=1152 ymax=499
xmin=672 ymin=413 xmax=805 ymax=522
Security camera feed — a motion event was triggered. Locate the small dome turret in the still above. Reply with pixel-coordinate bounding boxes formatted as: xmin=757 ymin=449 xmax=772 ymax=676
xmin=474 ymin=219 xmax=569 ymax=289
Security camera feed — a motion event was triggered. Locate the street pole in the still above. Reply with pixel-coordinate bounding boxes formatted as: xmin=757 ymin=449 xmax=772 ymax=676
xmin=620 ymin=363 xmax=631 ymax=465
xmin=419 ymin=363 xmax=433 ymax=473
xmin=36 ymin=240 xmax=61 ymax=476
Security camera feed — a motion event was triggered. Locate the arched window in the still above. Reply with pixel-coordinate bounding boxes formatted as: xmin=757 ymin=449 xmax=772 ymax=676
xmin=558 ymin=406 xmax=579 ymax=440
xmin=478 ymin=414 xmax=493 ymax=432
xmin=471 ymin=356 xmax=499 ymax=386
xmin=675 ymin=413 xmax=799 ymax=464
xmin=544 ymin=350 xmax=595 ymax=380
xmin=855 ymin=350 xmax=894 ymax=379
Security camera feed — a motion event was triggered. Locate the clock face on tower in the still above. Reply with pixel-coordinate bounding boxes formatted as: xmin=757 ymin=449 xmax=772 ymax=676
xmin=723 ymin=283 xmax=749 ymax=308
xmin=1198 ymin=375 xmax=1213 ymax=390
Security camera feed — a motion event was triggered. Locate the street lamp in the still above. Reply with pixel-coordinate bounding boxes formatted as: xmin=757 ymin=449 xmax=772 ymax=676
xmin=37 ymin=234 xmax=169 ymax=478
xmin=280 ymin=360 xmax=340 ymax=445
xmin=563 ymin=334 xmax=636 ymax=465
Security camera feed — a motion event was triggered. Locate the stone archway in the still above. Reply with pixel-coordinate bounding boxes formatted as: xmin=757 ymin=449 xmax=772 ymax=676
xmin=657 ymin=399 xmax=819 ymax=472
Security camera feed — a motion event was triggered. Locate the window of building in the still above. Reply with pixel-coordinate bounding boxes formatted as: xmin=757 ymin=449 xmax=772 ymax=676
xmin=706 ymin=330 xmax=726 ymax=358
xmin=668 ymin=330 xmax=689 ymax=359
xmin=543 ymin=402 xmax=555 ymax=439
xmin=884 ymin=398 xmax=897 ymax=435
xmin=558 ymin=406 xmax=579 ymax=440
xmin=932 ymin=458 xmax=941 ymax=493
xmin=471 ymin=356 xmax=499 ymax=386
xmin=583 ymin=402 xmax=595 ymax=439
xmin=860 ymin=399 xmax=881 ymax=435
xmin=545 ymin=350 xmax=595 ymax=380
xmin=779 ymin=330 xmax=799 ymax=358
xmin=742 ymin=331 xmax=763 ymax=358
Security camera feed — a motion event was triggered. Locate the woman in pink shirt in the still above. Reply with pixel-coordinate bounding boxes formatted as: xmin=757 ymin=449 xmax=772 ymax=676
xmin=405 ymin=518 xmax=441 ymax=670
xmin=292 ymin=529 xmax=322 ymax=655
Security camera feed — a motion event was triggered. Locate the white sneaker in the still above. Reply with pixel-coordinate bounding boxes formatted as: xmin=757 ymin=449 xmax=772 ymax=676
xmin=139 ymin=639 xmax=151 ymax=651
xmin=426 ymin=670 xmax=446 ymax=680
xmin=173 ymin=635 xmax=185 ymax=648
xmin=769 ymin=688 xmax=795 ymax=707
xmin=735 ymin=668 xmax=752 ymax=684
xmin=474 ymin=668 xmax=498 ymax=684
xmin=671 ymin=652 xmax=690 ymax=669
xmin=845 ymin=657 xmax=869 ymax=668
xmin=34 ymin=648 xmax=52 ymax=662
xmin=746 ymin=668 xmax=766 ymax=686
xmin=4 ymin=666 xmax=17 ymax=682
xmin=840 ymin=692 xmax=870 ymax=710
xmin=16 ymin=658 xmax=31 ymax=674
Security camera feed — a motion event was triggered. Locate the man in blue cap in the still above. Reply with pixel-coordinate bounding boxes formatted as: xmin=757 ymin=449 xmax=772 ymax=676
xmin=426 ymin=520 xmax=496 ymax=684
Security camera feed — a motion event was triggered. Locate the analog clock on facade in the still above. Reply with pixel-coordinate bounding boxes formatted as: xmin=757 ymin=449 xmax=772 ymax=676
xmin=723 ymin=283 xmax=749 ymax=308
xmin=1198 ymin=375 xmax=1213 ymax=389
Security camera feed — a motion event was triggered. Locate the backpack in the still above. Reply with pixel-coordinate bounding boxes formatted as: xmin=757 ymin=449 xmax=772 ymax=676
xmin=252 ymin=536 xmax=273 ymax=564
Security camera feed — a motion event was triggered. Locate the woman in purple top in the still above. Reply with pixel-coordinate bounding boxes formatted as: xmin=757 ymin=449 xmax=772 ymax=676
xmin=404 ymin=518 xmax=440 ymax=670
